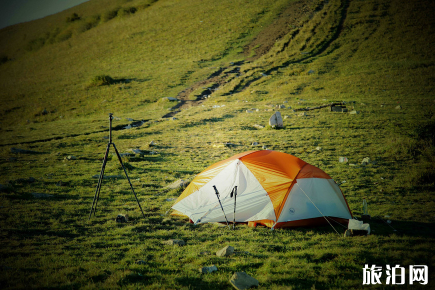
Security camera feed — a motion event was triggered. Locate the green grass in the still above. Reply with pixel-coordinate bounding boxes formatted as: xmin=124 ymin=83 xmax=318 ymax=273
xmin=0 ymin=0 xmax=435 ymax=288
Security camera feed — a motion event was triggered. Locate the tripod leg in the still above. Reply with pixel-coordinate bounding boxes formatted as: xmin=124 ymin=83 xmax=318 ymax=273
xmin=112 ymin=143 xmax=146 ymax=218
xmin=89 ymin=143 xmax=110 ymax=219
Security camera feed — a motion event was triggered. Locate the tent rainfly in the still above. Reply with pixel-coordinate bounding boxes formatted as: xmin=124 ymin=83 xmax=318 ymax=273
xmin=171 ymin=150 xmax=352 ymax=229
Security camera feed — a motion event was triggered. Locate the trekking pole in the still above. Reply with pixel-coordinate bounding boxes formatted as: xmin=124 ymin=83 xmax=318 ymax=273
xmin=231 ymin=186 xmax=237 ymax=230
xmin=213 ymin=185 xmax=230 ymax=229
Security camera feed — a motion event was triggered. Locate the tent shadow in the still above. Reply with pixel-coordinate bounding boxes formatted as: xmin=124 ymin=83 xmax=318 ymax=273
xmin=367 ymin=218 xmax=435 ymax=238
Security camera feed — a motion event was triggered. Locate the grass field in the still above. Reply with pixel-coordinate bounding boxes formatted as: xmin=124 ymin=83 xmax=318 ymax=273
xmin=0 ymin=0 xmax=434 ymax=288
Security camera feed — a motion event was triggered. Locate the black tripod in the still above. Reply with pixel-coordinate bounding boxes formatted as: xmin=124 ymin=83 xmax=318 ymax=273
xmin=89 ymin=113 xmax=145 ymax=219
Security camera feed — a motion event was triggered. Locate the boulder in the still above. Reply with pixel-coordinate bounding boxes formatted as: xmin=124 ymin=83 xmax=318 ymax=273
xmin=269 ymin=111 xmax=283 ymax=128
xmin=229 ymin=272 xmax=259 ymax=290
xmin=216 ymin=245 xmax=234 ymax=257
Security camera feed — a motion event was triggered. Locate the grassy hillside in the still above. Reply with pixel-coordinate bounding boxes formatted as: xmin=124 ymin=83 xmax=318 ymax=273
xmin=0 ymin=0 xmax=434 ymax=288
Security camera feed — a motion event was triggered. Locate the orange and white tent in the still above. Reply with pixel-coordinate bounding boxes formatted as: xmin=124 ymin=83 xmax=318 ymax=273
xmin=171 ymin=150 xmax=352 ymax=228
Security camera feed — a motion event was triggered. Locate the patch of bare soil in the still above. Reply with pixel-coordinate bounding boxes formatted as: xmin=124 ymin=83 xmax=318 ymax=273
xmin=243 ymin=0 xmax=317 ymax=61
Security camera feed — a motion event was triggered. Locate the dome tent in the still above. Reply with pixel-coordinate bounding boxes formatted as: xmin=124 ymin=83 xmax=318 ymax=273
xmin=171 ymin=150 xmax=352 ymax=228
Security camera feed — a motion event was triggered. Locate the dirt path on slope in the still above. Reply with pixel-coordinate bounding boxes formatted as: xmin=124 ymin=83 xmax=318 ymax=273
xmin=162 ymin=0 xmax=316 ymax=118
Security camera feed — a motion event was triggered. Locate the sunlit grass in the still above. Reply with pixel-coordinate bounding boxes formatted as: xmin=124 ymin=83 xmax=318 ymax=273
xmin=0 ymin=0 xmax=434 ymax=288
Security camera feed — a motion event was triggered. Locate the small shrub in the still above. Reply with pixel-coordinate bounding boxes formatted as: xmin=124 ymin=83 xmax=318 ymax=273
xmin=77 ymin=16 xmax=100 ymax=33
xmin=101 ymin=7 xmax=121 ymax=22
xmin=66 ymin=13 xmax=81 ymax=23
xmin=56 ymin=30 xmax=73 ymax=42
xmin=0 ymin=54 xmax=9 ymax=64
xmin=88 ymin=75 xmax=115 ymax=87
xmin=46 ymin=27 xmax=61 ymax=44
xmin=118 ymin=7 xmax=137 ymax=17
xmin=25 ymin=38 xmax=45 ymax=51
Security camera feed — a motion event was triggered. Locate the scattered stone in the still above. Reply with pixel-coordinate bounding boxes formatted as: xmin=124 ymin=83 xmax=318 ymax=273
xmin=330 ymin=105 xmax=348 ymax=112
xmin=308 ymin=70 xmax=315 ymax=74
xmin=199 ymin=265 xmax=218 ymax=274
xmin=344 ymin=229 xmax=352 ymax=237
xmin=284 ymin=115 xmax=290 ymax=119
xmin=224 ymin=142 xmax=237 ymax=148
xmin=349 ymin=110 xmax=360 ymax=114
xmin=216 ymin=245 xmax=234 ymax=257
xmin=229 ymin=272 xmax=259 ymax=290
xmin=131 ymin=120 xmax=145 ymax=127
xmin=132 ymin=148 xmax=145 ymax=155
xmin=283 ymin=100 xmax=288 ymax=103
xmin=262 ymin=145 xmax=267 ymax=150
xmin=166 ymin=179 xmax=186 ymax=189
xmin=10 ymin=148 xmax=43 ymax=154
xmin=252 ymin=142 xmax=259 ymax=146
xmin=126 ymin=118 xmax=134 ymax=121
xmin=162 ymin=97 xmax=178 ymax=101
xmin=116 ymin=214 xmax=128 ymax=223
xmin=278 ymin=105 xmax=286 ymax=109
xmin=149 ymin=141 xmax=156 ymax=147
xmin=65 ymin=155 xmax=77 ymax=160
xmin=361 ymin=157 xmax=371 ymax=165
xmin=136 ymin=260 xmax=146 ymax=265
xmin=339 ymin=157 xmax=348 ymax=163
xmin=269 ymin=111 xmax=283 ymax=128
xmin=395 ymin=105 xmax=402 ymax=110
xmin=32 ymin=192 xmax=53 ymax=198
xmin=298 ymin=112 xmax=307 ymax=117
xmin=171 ymin=117 xmax=177 ymax=120
xmin=165 ymin=198 xmax=176 ymax=202
xmin=124 ymin=124 xmax=132 ymax=129
xmin=41 ymin=109 xmax=49 ymax=115
xmin=161 ymin=239 xmax=186 ymax=246
xmin=246 ymin=110 xmax=253 ymax=113
xmin=253 ymin=124 xmax=264 ymax=129
xmin=315 ymin=146 xmax=322 ymax=151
